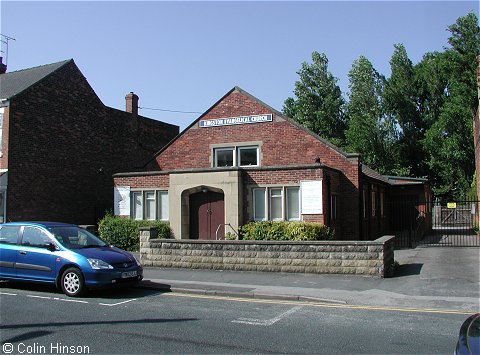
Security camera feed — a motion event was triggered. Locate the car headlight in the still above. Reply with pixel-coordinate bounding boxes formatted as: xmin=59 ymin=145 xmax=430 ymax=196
xmin=87 ymin=258 xmax=113 ymax=270
xmin=133 ymin=255 xmax=142 ymax=267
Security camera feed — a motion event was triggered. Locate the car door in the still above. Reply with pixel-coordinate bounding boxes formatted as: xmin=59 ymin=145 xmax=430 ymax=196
xmin=16 ymin=226 xmax=57 ymax=282
xmin=0 ymin=225 xmax=21 ymax=278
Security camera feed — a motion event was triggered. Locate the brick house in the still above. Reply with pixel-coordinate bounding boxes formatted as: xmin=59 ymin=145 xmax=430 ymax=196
xmin=0 ymin=59 xmax=178 ymax=225
xmin=113 ymin=86 xmax=429 ymax=241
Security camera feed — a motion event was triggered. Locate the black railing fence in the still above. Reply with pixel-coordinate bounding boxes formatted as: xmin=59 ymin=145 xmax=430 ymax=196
xmin=387 ymin=199 xmax=479 ymax=248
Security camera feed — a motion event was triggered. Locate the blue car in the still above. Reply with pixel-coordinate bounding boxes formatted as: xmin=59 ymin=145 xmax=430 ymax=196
xmin=0 ymin=222 xmax=143 ymax=297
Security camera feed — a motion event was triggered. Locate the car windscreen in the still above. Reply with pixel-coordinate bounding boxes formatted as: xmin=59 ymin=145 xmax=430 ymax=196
xmin=48 ymin=226 xmax=107 ymax=249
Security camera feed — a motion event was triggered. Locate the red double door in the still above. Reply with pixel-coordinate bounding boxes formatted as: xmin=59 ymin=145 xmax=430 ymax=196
xmin=189 ymin=191 xmax=225 ymax=240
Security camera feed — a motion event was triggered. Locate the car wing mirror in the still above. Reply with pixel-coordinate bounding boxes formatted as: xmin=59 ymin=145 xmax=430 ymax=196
xmin=46 ymin=242 xmax=57 ymax=251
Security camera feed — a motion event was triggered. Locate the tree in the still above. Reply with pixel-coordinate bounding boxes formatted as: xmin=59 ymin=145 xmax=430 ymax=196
xmin=344 ymin=56 xmax=400 ymax=174
xmin=282 ymin=51 xmax=346 ymax=147
xmin=421 ymin=12 xmax=479 ymax=198
xmin=383 ymin=44 xmax=427 ymax=177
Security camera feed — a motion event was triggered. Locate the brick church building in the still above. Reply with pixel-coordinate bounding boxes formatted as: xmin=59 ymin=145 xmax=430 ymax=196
xmin=113 ymin=86 xmax=429 ymax=241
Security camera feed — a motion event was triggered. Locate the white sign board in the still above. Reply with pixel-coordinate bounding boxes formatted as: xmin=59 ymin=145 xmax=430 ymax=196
xmin=300 ymin=180 xmax=323 ymax=214
xmin=200 ymin=114 xmax=272 ymax=128
xmin=114 ymin=186 xmax=130 ymax=216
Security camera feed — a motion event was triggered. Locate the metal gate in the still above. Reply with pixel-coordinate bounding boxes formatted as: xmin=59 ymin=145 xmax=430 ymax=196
xmin=389 ymin=199 xmax=479 ymax=248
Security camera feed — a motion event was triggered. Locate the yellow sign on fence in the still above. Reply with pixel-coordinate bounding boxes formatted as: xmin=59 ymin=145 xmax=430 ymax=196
xmin=447 ymin=202 xmax=457 ymax=209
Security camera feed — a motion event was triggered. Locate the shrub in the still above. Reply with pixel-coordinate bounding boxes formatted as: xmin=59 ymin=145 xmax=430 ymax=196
xmin=98 ymin=213 xmax=171 ymax=251
xmin=239 ymin=221 xmax=333 ymax=241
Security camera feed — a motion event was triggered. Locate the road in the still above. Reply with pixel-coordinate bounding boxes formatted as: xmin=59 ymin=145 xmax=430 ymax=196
xmin=0 ymin=282 xmax=470 ymax=354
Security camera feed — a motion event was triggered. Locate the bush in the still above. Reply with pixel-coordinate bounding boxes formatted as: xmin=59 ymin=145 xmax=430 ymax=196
xmin=239 ymin=221 xmax=333 ymax=241
xmin=98 ymin=213 xmax=171 ymax=252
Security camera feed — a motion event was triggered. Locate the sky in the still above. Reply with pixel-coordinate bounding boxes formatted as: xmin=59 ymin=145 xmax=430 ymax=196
xmin=1 ymin=1 xmax=478 ymax=130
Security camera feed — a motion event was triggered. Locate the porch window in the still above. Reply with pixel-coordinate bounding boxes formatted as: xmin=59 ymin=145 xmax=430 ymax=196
xmin=371 ymin=191 xmax=377 ymax=217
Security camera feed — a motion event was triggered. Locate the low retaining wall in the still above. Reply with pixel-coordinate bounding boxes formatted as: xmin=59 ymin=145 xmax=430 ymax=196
xmin=139 ymin=228 xmax=395 ymax=278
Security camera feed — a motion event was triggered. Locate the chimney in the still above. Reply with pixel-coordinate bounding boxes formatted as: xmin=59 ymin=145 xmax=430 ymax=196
xmin=125 ymin=92 xmax=139 ymax=116
xmin=0 ymin=57 xmax=6 ymax=74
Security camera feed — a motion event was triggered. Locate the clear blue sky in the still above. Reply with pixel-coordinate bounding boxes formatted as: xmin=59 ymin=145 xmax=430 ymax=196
xmin=1 ymin=1 xmax=478 ymax=130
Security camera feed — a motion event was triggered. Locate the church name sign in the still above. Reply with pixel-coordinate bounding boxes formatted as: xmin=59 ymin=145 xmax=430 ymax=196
xmin=200 ymin=114 xmax=272 ymax=128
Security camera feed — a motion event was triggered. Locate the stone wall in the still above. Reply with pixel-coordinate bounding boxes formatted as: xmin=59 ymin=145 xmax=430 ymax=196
xmin=140 ymin=227 xmax=395 ymax=278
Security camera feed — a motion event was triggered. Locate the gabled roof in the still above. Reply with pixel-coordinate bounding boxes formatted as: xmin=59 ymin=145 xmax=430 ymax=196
xmin=147 ymin=86 xmax=359 ymax=166
xmin=0 ymin=59 xmax=71 ymax=100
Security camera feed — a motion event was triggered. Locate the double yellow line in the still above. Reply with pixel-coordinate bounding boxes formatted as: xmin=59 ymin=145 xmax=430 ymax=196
xmin=166 ymin=292 xmax=477 ymax=315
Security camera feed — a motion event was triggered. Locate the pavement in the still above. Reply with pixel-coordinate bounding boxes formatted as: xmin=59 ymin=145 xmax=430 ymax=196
xmin=136 ymin=246 xmax=480 ymax=312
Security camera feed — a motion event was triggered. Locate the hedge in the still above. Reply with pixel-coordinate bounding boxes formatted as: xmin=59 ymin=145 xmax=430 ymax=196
xmin=239 ymin=221 xmax=334 ymax=241
xmin=98 ymin=213 xmax=171 ymax=252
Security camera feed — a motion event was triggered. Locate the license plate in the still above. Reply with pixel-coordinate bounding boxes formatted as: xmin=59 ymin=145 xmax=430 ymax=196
xmin=121 ymin=271 xmax=137 ymax=278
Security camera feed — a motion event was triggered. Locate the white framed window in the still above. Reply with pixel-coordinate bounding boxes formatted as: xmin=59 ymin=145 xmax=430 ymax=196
xmin=214 ymin=148 xmax=235 ymax=167
xmin=238 ymin=146 xmax=259 ymax=166
xmin=252 ymin=186 xmax=300 ymax=222
xmin=253 ymin=188 xmax=266 ymax=221
xmin=286 ymin=187 xmax=300 ymax=221
xmin=145 ymin=191 xmax=156 ymax=220
xmin=269 ymin=188 xmax=283 ymax=220
xmin=157 ymin=191 xmax=169 ymax=221
xmin=213 ymin=145 xmax=259 ymax=167
xmin=132 ymin=192 xmax=143 ymax=220
xmin=131 ymin=190 xmax=169 ymax=221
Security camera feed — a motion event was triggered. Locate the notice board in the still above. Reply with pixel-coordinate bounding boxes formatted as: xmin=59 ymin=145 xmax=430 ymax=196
xmin=300 ymin=180 xmax=323 ymax=214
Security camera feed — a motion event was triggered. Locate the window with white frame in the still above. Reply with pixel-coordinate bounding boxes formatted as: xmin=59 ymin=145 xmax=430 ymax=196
xmin=253 ymin=186 xmax=300 ymax=222
xmin=269 ymin=188 xmax=283 ymax=220
xmin=286 ymin=187 xmax=300 ymax=221
xmin=253 ymin=188 xmax=266 ymax=221
xmin=132 ymin=192 xmax=143 ymax=220
xmin=214 ymin=145 xmax=259 ymax=167
xmin=131 ymin=190 xmax=169 ymax=221
xmin=157 ymin=191 xmax=169 ymax=221
xmin=214 ymin=148 xmax=234 ymax=167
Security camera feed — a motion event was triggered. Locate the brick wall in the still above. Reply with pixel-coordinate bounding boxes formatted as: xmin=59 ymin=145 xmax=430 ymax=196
xmin=5 ymin=60 xmax=178 ymax=224
xmin=139 ymin=227 xmax=395 ymax=278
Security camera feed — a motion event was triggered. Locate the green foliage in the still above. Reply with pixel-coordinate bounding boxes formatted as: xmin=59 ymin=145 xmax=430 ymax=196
xmin=282 ymin=51 xmax=347 ymax=148
xmin=239 ymin=221 xmax=334 ymax=241
xmin=344 ymin=56 xmax=400 ymax=175
xmin=284 ymin=11 xmax=479 ymax=198
xmin=421 ymin=12 xmax=479 ymax=198
xmin=98 ymin=213 xmax=171 ymax=252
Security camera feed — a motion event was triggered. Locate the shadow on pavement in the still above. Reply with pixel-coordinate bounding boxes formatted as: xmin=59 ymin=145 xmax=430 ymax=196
xmin=393 ymin=263 xmax=423 ymax=277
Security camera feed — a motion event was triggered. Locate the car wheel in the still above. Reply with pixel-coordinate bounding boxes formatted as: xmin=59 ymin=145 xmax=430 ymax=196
xmin=60 ymin=268 xmax=85 ymax=297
